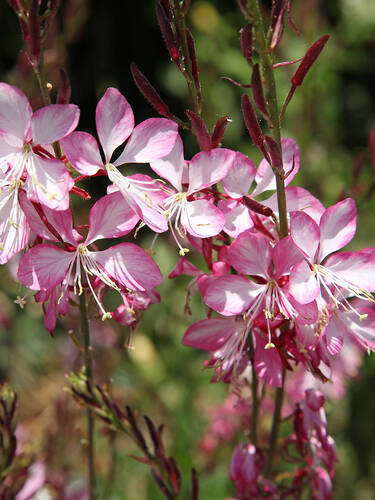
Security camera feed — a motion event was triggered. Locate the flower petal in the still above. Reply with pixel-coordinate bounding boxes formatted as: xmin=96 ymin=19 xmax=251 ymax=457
xmin=324 ymin=249 xmax=375 ymax=292
xmin=203 ymin=275 xmax=261 ymax=316
xmin=263 ymin=186 xmax=325 ymax=223
xmin=290 ymin=211 xmax=320 ymax=261
xmin=272 ymin=236 xmax=303 ymax=277
xmin=182 ymin=199 xmax=225 ymax=238
xmin=95 ymin=243 xmax=163 ymax=291
xmin=96 ymin=87 xmax=134 ymax=162
xmin=187 ymin=148 xmax=235 ymax=194
xmin=229 ymin=231 xmax=271 ymax=277
xmin=318 ymin=198 xmax=357 ymax=261
xmin=0 ymin=83 xmax=31 ymax=145
xmin=222 ymin=151 xmax=255 ymax=198
xmin=61 ymin=131 xmax=103 ymax=175
xmin=19 ymin=190 xmax=78 ymax=245
xmin=289 ymin=259 xmax=320 ymax=304
xmin=17 ymin=244 xmax=75 ymax=290
xmin=85 ymin=191 xmax=139 ymax=244
xmin=150 ymin=135 xmax=186 ymax=191
xmin=254 ymin=331 xmax=283 ymax=387
xmin=24 ymin=154 xmax=73 ymax=210
xmin=114 ymin=118 xmax=178 ymax=165
xmin=31 ymin=104 xmax=80 ymax=145
xmin=218 ymin=199 xmax=253 ymax=238
xmin=182 ymin=318 xmax=240 ymax=351
xmin=0 ymin=186 xmax=29 ymax=264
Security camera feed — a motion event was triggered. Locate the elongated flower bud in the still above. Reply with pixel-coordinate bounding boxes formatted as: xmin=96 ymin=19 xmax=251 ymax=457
xmin=240 ymin=24 xmax=253 ymax=65
xmin=291 ymin=35 xmax=330 ymax=87
xmin=131 ymin=62 xmax=172 ymax=118
xmin=211 ymin=115 xmax=231 ymax=148
xmin=156 ymin=2 xmax=180 ymax=66
xmin=186 ymin=27 xmax=200 ymax=88
xmin=241 ymin=195 xmax=273 ymax=217
xmin=28 ymin=0 xmax=40 ymax=61
xmin=187 ymin=110 xmax=211 ymax=151
xmin=265 ymin=135 xmax=283 ymax=170
xmin=159 ymin=0 xmax=173 ymax=21
xmin=241 ymin=94 xmax=264 ymax=147
xmin=251 ymin=64 xmax=268 ymax=117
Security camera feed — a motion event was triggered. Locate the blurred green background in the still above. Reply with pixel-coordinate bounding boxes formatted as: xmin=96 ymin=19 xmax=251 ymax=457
xmin=0 ymin=0 xmax=375 ymax=498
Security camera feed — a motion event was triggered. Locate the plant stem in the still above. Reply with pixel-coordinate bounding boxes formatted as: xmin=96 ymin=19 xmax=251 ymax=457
xmin=247 ymin=0 xmax=289 ymax=478
xmin=248 ymin=331 xmax=259 ymax=445
xmin=79 ymin=293 xmax=97 ymax=500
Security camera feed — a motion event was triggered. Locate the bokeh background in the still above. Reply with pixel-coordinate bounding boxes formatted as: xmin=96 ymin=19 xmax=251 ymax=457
xmin=0 ymin=0 xmax=375 ymax=498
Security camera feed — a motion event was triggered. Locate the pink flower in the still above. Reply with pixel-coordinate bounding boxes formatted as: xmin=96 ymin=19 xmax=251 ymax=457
xmin=17 ymin=191 xmax=161 ymax=321
xmin=61 ymin=87 xmax=178 ymax=232
xmin=150 ymin=136 xmax=235 ymax=254
xmin=0 ymin=83 xmax=79 ymax=210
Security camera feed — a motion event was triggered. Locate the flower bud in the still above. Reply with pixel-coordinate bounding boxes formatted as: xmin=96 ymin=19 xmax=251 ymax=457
xmin=291 ymin=35 xmax=330 ymax=87
xmin=241 ymin=94 xmax=264 ymax=147
xmin=28 ymin=0 xmax=41 ymax=61
xmin=240 ymin=24 xmax=253 ymax=65
xmin=186 ymin=110 xmax=211 ymax=151
xmin=211 ymin=115 xmax=231 ymax=148
xmin=186 ymin=27 xmax=200 ymax=88
xmin=251 ymin=63 xmax=268 ymax=117
xmin=241 ymin=195 xmax=273 ymax=217
xmin=156 ymin=2 xmax=180 ymax=66
xmin=265 ymin=135 xmax=283 ymax=170
xmin=130 ymin=62 xmax=173 ymax=118
xmin=57 ymin=68 xmax=71 ymax=104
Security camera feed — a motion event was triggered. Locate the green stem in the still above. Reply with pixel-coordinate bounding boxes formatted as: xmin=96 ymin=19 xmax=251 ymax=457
xmin=247 ymin=0 xmax=289 ymax=478
xmin=248 ymin=331 xmax=259 ymax=445
xmin=79 ymin=293 xmax=97 ymax=500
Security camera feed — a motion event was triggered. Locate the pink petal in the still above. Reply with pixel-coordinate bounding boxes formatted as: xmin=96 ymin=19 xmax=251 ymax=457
xmin=19 ymin=190 xmax=78 ymax=245
xmin=168 ymin=256 xmax=201 ymax=278
xmin=96 ymin=87 xmax=134 ymax=162
xmin=318 ymin=198 xmax=357 ymax=261
xmin=324 ymin=249 xmax=375 ymax=292
xmin=61 ymin=131 xmax=103 ymax=175
xmin=150 ymin=135 xmax=186 ymax=191
xmin=218 ymin=199 xmax=253 ymax=238
xmin=0 ymin=186 xmax=29 ymax=264
xmin=31 ymin=104 xmax=80 ymax=145
xmin=85 ymin=191 xmax=139 ymax=245
xmin=222 ymin=151 xmax=255 ymax=198
xmin=324 ymin=317 xmax=344 ymax=355
xmin=340 ymin=308 xmax=375 ymax=350
xmin=24 ymin=154 xmax=73 ymax=210
xmin=289 ymin=259 xmax=320 ymax=304
xmin=182 ymin=318 xmax=240 ymax=351
xmin=182 ymin=199 xmax=225 ymax=238
xmin=203 ymin=275 xmax=261 ymax=316
xmin=95 ymin=243 xmax=163 ymax=291
xmin=263 ymin=186 xmax=325 ymax=223
xmin=254 ymin=331 xmax=283 ymax=387
xmin=272 ymin=236 xmax=303 ymax=277
xmin=229 ymin=231 xmax=271 ymax=277
xmin=290 ymin=211 xmax=320 ymax=261
xmin=0 ymin=83 xmax=32 ymax=145
xmin=187 ymin=148 xmax=235 ymax=194
xmin=17 ymin=244 xmax=75 ymax=290
xmin=295 ymin=323 xmax=320 ymax=349
xmin=114 ymin=118 xmax=178 ymax=165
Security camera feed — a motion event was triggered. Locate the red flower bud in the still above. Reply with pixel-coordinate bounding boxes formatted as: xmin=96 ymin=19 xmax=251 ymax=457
xmin=265 ymin=135 xmax=283 ymax=170
xmin=270 ymin=0 xmax=285 ymax=30
xmin=240 ymin=24 xmax=253 ymax=65
xmin=130 ymin=62 xmax=173 ymax=118
xmin=211 ymin=115 xmax=231 ymax=148
xmin=291 ymin=35 xmax=330 ymax=87
xmin=159 ymin=0 xmax=173 ymax=22
xmin=186 ymin=110 xmax=211 ymax=151
xmin=185 ymin=27 xmax=200 ymax=88
xmin=191 ymin=468 xmax=199 ymax=500
xmin=56 ymin=68 xmax=71 ymax=104
xmin=251 ymin=63 xmax=268 ymax=117
xmin=156 ymin=2 xmax=180 ymax=66
xmin=241 ymin=94 xmax=264 ymax=147
xmin=241 ymin=195 xmax=273 ymax=217
xmin=28 ymin=0 xmax=41 ymax=61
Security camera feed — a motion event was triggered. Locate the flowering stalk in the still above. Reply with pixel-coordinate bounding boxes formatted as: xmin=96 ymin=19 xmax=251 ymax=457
xmin=79 ymin=293 xmax=97 ymax=500
xmin=246 ymin=0 xmax=288 ymax=477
